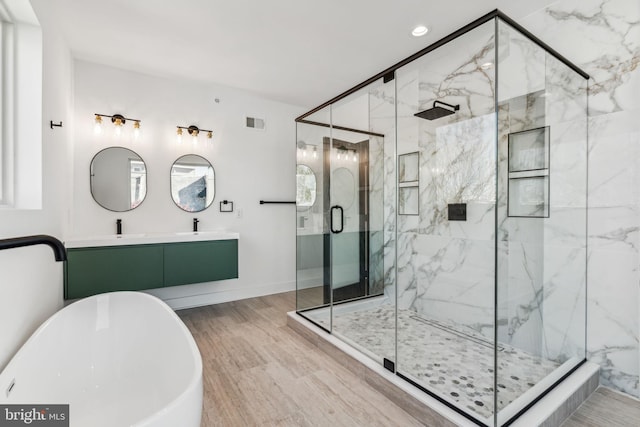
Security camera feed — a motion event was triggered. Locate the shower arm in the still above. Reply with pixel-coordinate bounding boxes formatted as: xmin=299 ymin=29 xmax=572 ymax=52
xmin=433 ymin=100 xmax=460 ymax=111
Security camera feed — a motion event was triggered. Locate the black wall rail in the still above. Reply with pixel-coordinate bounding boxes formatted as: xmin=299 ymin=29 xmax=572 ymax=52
xmin=0 ymin=235 xmax=67 ymax=262
xmin=260 ymin=200 xmax=296 ymax=205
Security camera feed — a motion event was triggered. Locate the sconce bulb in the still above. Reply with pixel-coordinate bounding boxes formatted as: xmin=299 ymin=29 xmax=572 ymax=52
xmin=192 ymin=134 xmax=198 ymax=145
xmin=303 ymin=150 xmax=307 ymax=158
xmin=114 ymin=124 xmax=122 ymax=138
xmin=133 ymin=121 xmax=141 ymax=141
xmin=352 ymin=151 xmax=357 ymax=162
xmin=176 ymin=127 xmax=183 ymax=144
xmin=94 ymin=115 xmax=103 ymax=135
xmin=313 ymin=148 xmax=317 ymax=159
xmin=207 ymin=131 xmax=213 ymax=139
xmin=337 ymin=152 xmax=341 ymax=160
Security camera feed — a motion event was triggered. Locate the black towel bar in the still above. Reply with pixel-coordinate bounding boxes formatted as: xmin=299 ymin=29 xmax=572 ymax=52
xmin=260 ymin=200 xmax=296 ymax=205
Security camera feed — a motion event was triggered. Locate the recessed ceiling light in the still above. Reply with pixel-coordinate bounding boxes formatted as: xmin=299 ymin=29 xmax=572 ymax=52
xmin=412 ymin=25 xmax=429 ymax=37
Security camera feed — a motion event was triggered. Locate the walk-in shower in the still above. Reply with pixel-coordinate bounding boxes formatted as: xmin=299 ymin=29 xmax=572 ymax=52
xmin=295 ymin=10 xmax=588 ymax=426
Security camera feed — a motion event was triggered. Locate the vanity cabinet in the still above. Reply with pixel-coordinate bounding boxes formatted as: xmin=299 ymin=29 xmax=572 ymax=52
xmin=65 ymin=239 xmax=238 ymax=299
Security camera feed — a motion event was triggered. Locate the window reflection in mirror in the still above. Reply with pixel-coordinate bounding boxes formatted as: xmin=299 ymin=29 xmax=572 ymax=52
xmin=171 ymin=154 xmax=215 ymax=212
xmin=90 ymin=147 xmax=147 ymax=212
xmin=296 ymin=164 xmax=316 ymax=209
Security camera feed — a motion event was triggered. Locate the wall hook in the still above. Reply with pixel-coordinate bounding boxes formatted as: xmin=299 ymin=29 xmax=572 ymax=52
xmin=50 ymin=120 xmax=63 ymax=129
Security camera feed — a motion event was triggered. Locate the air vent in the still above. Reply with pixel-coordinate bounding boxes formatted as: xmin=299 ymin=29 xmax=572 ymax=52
xmin=245 ymin=116 xmax=265 ymax=130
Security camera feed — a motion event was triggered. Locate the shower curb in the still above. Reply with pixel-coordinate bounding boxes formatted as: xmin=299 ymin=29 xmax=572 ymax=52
xmin=287 ymin=311 xmax=599 ymax=427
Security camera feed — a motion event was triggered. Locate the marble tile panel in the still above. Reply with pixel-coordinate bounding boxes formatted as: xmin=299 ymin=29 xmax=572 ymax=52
xmin=521 ymin=0 xmax=639 ymax=115
xmin=588 ymin=111 xmax=640 ymax=208
xmin=541 ymin=245 xmax=588 ymax=362
xmin=587 ymin=247 xmax=639 ymax=397
xmin=411 ymin=235 xmax=495 ymax=337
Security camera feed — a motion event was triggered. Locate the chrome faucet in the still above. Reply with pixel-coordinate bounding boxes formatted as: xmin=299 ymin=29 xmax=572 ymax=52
xmin=116 ymin=219 xmax=122 ymax=235
xmin=193 ymin=218 xmax=199 ymax=232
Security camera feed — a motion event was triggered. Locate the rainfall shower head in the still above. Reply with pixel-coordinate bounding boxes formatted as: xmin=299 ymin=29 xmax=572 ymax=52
xmin=414 ymin=100 xmax=460 ymax=120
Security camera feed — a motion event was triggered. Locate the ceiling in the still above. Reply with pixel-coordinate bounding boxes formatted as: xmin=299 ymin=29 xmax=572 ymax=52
xmin=30 ymin=0 xmax=557 ymax=109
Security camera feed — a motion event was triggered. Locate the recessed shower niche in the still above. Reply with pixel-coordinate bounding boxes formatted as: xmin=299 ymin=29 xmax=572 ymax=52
xmin=292 ymin=10 xmax=592 ymax=427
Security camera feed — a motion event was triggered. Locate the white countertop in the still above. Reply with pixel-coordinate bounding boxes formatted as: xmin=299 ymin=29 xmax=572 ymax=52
xmin=64 ymin=231 xmax=239 ymax=248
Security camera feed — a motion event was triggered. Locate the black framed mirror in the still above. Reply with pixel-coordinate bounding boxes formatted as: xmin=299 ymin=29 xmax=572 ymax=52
xmin=90 ymin=147 xmax=147 ymax=212
xmin=170 ymin=154 xmax=215 ymax=212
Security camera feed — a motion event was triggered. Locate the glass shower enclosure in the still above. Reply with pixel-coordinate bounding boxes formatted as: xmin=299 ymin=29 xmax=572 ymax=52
xmin=295 ymin=10 xmax=588 ymax=426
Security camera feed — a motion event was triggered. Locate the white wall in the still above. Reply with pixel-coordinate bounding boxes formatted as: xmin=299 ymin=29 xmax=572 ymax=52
xmin=0 ymin=0 xmax=72 ymax=369
xmin=71 ymin=60 xmax=304 ymax=309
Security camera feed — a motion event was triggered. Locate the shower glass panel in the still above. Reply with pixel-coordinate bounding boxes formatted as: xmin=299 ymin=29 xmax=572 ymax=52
xmin=329 ymin=78 xmax=395 ymax=365
xmin=394 ymin=20 xmax=497 ymax=425
xmin=295 ymin=11 xmax=589 ymax=427
xmin=495 ymin=19 xmax=588 ymax=425
xmin=296 ymin=77 xmax=396 ymax=364
xmin=296 ymin=105 xmax=332 ymax=330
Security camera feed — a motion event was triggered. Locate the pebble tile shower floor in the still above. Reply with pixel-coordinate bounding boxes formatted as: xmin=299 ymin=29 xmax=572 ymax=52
xmin=306 ymin=305 xmax=559 ymax=419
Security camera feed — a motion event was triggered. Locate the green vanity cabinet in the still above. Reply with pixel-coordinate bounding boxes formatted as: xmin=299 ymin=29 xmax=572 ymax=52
xmin=65 ymin=239 xmax=239 ymax=299
xmin=164 ymin=239 xmax=238 ymax=286
xmin=65 ymin=244 xmax=164 ymax=299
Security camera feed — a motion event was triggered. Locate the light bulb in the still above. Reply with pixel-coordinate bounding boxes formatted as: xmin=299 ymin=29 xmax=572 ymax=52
xmin=133 ymin=121 xmax=141 ymax=141
xmin=313 ymin=148 xmax=317 ymax=159
xmin=192 ymin=134 xmax=198 ymax=144
xmin=352 ymin=151 xmax=357 ymax=162
xmin=94 ymin=115 xmax=103 ymax=135
xmin=114 ymin=124 xmax=122 ymax=138
xmin=303 ymin=149 xmax=307 ymax=158
xmin=176 ymin=128 xmax=183 ymax=144
xmin=337 ymin=151 xmax=341 ymax=160
xmin=207 ymin=131 xmax=213 ymax=139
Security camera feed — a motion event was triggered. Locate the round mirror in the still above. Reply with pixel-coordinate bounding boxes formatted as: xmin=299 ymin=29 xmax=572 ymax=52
xmin=170 ymin=154 xmax=215 ymax=212
xmin=331 ymin=167 xmax=355 ymax=209
xmin=90 ymin=147 xmax=147 ymax=212
xmin=296 ymin=164 xmax=317 ymax=210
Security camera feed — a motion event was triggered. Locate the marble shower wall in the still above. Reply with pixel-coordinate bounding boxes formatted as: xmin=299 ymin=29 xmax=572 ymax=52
xmin=387 ymin=9 xmax=590 ymax=372
xmin=521 ymin=0 xmax=640 ymax=399
xmin=495 ymin=20 xmax=588 ymax=366
xmin=393 ymin=21 xmax=497 ymax=337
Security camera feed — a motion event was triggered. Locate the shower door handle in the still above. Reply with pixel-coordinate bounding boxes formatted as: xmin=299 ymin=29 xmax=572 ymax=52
xmin=330 ymin=205 xmax=344 ymax=234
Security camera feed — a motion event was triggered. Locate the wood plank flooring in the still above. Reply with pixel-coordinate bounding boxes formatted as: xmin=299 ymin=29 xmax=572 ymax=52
xmin=178 ymin=291 xmax=424 ymax=426
xmin=178 ymin=291 xmax=640 ymax=427
xmin=561 ymin=387 xmax=640 ymax=427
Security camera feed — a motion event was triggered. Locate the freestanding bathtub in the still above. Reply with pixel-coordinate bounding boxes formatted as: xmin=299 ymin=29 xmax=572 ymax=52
xmin=0 ymin=291 xmax=203 ymax=427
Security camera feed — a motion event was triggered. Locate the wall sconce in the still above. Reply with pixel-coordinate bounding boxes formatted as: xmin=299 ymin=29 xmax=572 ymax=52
xmin=94 ymin=113 xmax=141 ymax=140
xmin=176 ymin=125 xmax=213 ymax=144
xmin=297 ymin=141 xmax=319 ymax=160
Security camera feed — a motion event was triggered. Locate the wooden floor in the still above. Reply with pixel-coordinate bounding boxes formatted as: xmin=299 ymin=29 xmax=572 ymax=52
xmin=178 ymin=291 xmax=640 ymax=427
xmin=561 ymin=387 xmax=640 ymax=427
xmin=178 ymin=291 xmax=424 ymax=426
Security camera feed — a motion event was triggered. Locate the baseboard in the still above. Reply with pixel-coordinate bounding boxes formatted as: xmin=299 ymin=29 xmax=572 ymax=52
xmin=156 ymin=280 xmax=296 ymax=310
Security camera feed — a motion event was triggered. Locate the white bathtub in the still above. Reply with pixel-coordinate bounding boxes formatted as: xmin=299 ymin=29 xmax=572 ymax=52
xmin=0 ymin=292 xmax=202 ymax=427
